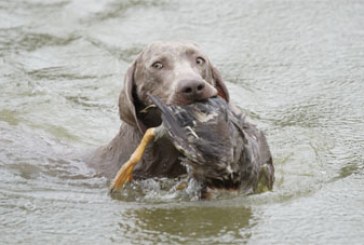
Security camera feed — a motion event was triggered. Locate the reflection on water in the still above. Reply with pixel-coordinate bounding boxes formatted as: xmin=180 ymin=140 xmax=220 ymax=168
xmin=1 ymin=0 xmax=364 ymax=244
xmin=119 ymin=205 xmax=253 ymax=243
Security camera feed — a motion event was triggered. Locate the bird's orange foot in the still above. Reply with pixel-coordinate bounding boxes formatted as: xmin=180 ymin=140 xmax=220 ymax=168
xmin=109 ymin=127 xmax=157 ymax=193
xmin=109 ymin=161 xmax=136 ymax=193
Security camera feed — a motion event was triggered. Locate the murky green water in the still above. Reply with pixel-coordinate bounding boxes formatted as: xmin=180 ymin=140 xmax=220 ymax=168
xmin=1 ymin=0 xmax=364 ymax=244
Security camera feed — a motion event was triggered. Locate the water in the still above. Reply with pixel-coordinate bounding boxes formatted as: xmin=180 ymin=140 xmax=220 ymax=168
xmin=1 ymin=0 xmax=364 ymax=244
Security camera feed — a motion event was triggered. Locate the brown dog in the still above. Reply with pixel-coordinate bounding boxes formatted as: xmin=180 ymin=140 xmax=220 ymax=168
xmin=87 ymin=41 xmax=273 ymax=191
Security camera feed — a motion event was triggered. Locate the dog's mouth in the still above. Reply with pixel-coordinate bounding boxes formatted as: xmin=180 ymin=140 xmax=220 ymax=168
xmin=136 ymin=94 xmax=219 ymax=129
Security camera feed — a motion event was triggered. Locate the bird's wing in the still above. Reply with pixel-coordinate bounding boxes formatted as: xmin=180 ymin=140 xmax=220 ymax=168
xmin=149 ymin=95 xmax=201 ymax=160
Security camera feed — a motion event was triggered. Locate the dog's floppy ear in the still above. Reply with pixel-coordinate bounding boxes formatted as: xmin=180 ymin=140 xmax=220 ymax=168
xmin=211 ymin=65 xmax=230 ymax=102
xmin=118 ymin=60 xmax=146 ymax=133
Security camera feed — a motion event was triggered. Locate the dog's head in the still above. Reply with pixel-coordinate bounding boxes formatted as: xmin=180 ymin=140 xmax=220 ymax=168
xmin=119 ymin=41 xmax=230 ymax=132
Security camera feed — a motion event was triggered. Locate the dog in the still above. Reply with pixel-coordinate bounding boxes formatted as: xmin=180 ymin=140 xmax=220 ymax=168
xmin=87 ymin=41 xmax=273 ymax=193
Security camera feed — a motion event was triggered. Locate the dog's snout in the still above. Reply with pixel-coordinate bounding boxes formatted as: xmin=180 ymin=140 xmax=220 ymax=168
xmin=176 ymin=79 xmax=217 ymax=104
xmin=180 ymin=80 xmax=206 ymax=96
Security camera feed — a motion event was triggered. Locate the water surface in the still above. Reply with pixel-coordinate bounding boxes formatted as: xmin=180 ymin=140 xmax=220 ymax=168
xmin=1 ymin=0 xmax=364 ymax=244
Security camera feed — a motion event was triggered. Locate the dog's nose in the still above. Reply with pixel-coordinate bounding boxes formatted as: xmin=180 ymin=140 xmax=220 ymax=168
xmin=176 ymin=79 xmax=217 ymax=104
xmin=180 ymin=80 xmax=206 ymax=98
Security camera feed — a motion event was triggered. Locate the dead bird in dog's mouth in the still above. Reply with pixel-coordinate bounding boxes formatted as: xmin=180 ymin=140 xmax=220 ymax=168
xmin=110 ymin=95 xmax=274 ymax=199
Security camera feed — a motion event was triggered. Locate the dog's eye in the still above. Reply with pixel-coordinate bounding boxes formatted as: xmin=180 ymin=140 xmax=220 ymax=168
xmin=152 ymin=62 xmax=163 ymax=69
xmin=196 ymin=57 xmax=205 ymax=65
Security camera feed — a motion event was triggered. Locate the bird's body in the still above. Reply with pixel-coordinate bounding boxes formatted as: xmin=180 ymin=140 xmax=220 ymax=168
xmin=110 ymin=96 xmax=274 ymax=197
xmin=150 ymin=95 xmax=273 ymax=195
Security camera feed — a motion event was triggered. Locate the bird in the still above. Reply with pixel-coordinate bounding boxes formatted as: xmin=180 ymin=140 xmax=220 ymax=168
xmin=110 ymin=95 xmax=274 ymax=198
